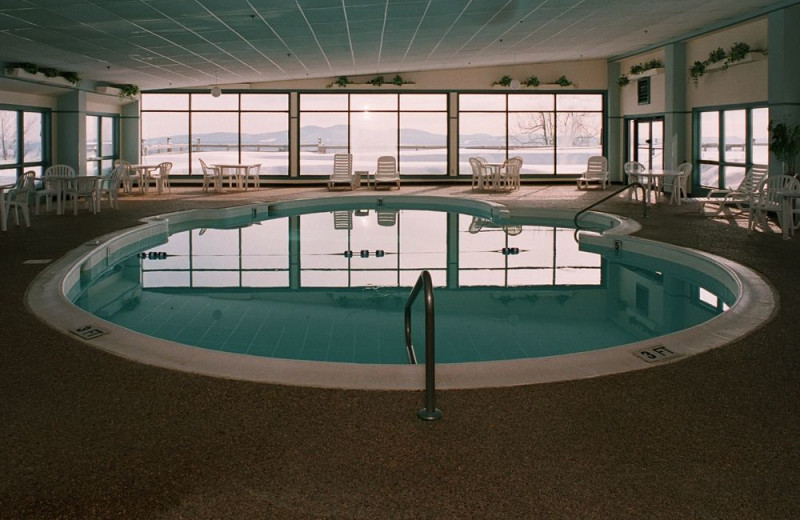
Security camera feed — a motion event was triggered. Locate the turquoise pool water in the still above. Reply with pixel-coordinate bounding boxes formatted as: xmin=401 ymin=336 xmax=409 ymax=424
xmin=69 ymin=198 xmax=732 ymax=365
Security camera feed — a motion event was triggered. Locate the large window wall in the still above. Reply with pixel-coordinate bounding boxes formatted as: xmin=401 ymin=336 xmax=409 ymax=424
xmin=298 ymin=93 xmax=448 ymax=175
xmin=0 ymin=106 xmax=47 ymax=184
xmin=458 ymin=93 xmax=604 ymax=175
xmin=695 ymin=105 xmax=769 ymax=190
xmin=140 ymin=91 xmax=605 ymax=179
xmin=140 ymin=93 xmax=289 ymax=175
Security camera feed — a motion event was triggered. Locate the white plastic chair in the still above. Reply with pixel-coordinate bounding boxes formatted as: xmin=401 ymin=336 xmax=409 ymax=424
xmin=624 ymin=161 xmax=649 ymax=201
xmin=147 ymin=162 xmax=172 ymax=194
xmin=199 ymin=158 xmax=220 ymax=192
xmin=665 ymin=162 xmax=693 ymax=205
xmin=373 ymin=156 xmax=400 ymax=190
xmin=327 ymin=154 xmax=359 ymax=190
xmin=245 ymin=163 xmax=261 ymax=190
xmin=469 ymin=157 xmax=488 ymax=191
xmin=699 ymin=165 xmax=767 ymax=216
xmin=35 ymin=164 xmax=76 ymax=214
xmin=748 ymin=174 xmax=800 ymax=232
xmin=64 ymin=176 xmax=100 ymax=215
xmin=98 ymin=164 xmax=127 ymax=210
xmin=576 ymin=156 xmax=609 ymax=190
xmin=501 ymin=156 xmax=523 ymax=191
xmin=3 ymin=171 xmax=36 ymax=227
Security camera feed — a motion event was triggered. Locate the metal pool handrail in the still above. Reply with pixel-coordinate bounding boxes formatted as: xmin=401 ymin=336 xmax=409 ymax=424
xmin=573 ymin=182 xmax=647 ymax=232
xmin=404 ymin=270 xmax=443 ymax=421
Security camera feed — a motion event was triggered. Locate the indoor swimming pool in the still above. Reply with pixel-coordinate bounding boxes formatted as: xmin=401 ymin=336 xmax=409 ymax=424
xmin=27 ymin=196 xmax=775 ymax=389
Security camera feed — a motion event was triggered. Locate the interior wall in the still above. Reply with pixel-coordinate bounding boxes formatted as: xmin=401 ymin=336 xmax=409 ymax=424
xmin=246 ymin=60 xmax=608 ymax=91
xmin=685 ymin=17 xmax=768 ymax=108
xmin=618 ymin=49 xmax=667 ymax=115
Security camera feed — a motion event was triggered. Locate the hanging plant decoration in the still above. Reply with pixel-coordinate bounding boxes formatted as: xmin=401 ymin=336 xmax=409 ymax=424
xmin=366 ymin=75 xmax=385 ymax=86
xmin=492 ymin=75 xmax=513 ymax=87
xmin=390 ymin=74 xmax=414 ymax=86
xmin=20 ymin=62 xmax=39 ymax=75
xmin=326 ymin=76 xmax=353 ymax=88
xmin=617 ymin=75 xmax=631 ymax=88
xmin=58 ymin=71 xmax=80 ymax=85
xmin=689 ymin=41 xmax=767 ymax=84
xmin=553 ymin=75 xmax=573 ymax=87
xmin=118 ymin=84 xmax=139 ymax=99
xmin=522 ymin=76 xmax=540 ymax=87
xmin=40 ymin=67 xmax=59 ymax=78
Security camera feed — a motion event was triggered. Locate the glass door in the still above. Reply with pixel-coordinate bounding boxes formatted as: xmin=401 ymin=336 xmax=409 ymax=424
xmin=628 ymin=117 xmax=664 ymax=169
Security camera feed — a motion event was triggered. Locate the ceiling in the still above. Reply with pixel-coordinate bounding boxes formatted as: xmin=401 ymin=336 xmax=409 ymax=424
xmin=0 ymin=0 xmax=792 ymax=92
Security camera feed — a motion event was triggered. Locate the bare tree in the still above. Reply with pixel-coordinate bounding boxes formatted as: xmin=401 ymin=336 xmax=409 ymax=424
xmin=0 ymin=110 xmax=17 ymax=161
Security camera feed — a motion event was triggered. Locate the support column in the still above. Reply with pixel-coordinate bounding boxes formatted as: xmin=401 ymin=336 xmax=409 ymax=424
xmin=55 ymin=90 xmax=86 ymax=171
xmin=120 ymin=100 xmax=140 ymax=165
xmin=768 ymin=5 xmax=800 ymax=176
xmin=664 ymin=43 xmax=688 ymax=174
xmin=606 ymin=61 xmax=623 ymax=183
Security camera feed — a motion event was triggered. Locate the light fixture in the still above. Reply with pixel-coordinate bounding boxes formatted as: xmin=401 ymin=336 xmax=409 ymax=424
xmin=210 ymin=72 xmax=221 ymax=97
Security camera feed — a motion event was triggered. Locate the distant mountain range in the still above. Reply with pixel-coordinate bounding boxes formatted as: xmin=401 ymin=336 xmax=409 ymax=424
xmin=145 ymin=125 xmax=449 ymax=146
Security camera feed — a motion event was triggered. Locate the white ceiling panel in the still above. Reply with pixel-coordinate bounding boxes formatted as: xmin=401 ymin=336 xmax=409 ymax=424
xmin=0 ymin=0 xmax=791 ymax=90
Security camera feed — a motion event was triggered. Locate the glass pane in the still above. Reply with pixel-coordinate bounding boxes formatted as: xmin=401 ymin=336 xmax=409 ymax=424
xmin=301 ymin=93 xmax=348 ymax=110
xmin=142 ymin=93 xmax=189 ymax=110
xmin=400 ymin=94 xmax=446 ymax=111
xmin=752 ymin=107 xmax=769 ymax=166
xmin=351 ymin=94 xmax=397 ymax=111
xmin=557 ymin=94 xmax=602 ymax=111
xmin=86 ymin=160 xmax=98 ymax=176
xmin=1 ymin=109 xmax=19 ymax=162
xmin=299 ymin=112 xmax=348 ymax=174
xmin=723 ymin=109 xmax=746 ymax=164
xmin=140 ymin=112 xmax=189 ymax=170
xmin=724 ymin=166 xmax=746 ymax=191
xmin=556 ymin=112 xmax=602 ymax=174
xmin=699 ymin=163 xmax=719 ymax=188
xmin=192 ymin=93 xmax=239 ymax=110
xmin=509 ymin=112 xmax=554 ymax=174
xmin=22 ymin=112 xmax=44 ymax=162
xmin=23 ymin=112 xmax=42 ymax=162
xmin=101 ymin=116 xmax=114 ymax=157
xmin=651 ymin=120 xmax=664 ymax=169
xmin=460 ymin=94 xmax=505 ymax=111
xmin=241 ymin=93 xmax=288 ymax=111
xmin=351 ymin=111 xmax=397 ymax=172
xmin=191 ymin=112 xmax=239 ymax=173
xmin=699 ymin=111 xmax=719 ymax=162
xmin=0 ymin=168 xmax=17 ymax=184
xmin=86 ymin=115 xmax=99 ymax=160
xmin=508 ymin=94 xmax=554 ymax=111
xmin=241 ymin=112 xmax=289 ymax=175
xmin=399 ymin=112 xmax=447 ymax=175
xmin=459 ymin=112 xmax=505 ymax=173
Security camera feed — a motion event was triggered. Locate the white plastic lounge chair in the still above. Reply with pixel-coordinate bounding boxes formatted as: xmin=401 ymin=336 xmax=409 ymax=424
xmin=698 ymin=165 xmax=768 ymax=216
xmin=327 ymin=154 xmax=359 ymax=190
xmin=748 ymin=174 xmax=800 ymax=232
xmin=576 ymin=156 xmax=610 ymax=190
xmin=373 ymin=156 xmax=400 ymax=190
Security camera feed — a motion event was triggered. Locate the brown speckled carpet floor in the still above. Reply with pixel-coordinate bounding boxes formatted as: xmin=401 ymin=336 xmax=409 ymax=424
xmin=1 ymin=183 xmax=798 ymax=519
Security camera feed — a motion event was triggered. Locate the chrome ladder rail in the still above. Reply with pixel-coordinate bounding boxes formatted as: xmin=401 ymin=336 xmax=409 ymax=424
xmin=573 ymin=182 xmax=648 ymax=232
xmin=404 ymin=270 xmax=443 ymax=421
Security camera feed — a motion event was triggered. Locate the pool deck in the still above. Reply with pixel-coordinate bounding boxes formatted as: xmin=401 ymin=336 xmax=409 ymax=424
xmin=2 ymin=183 xmax=799 ymax=519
